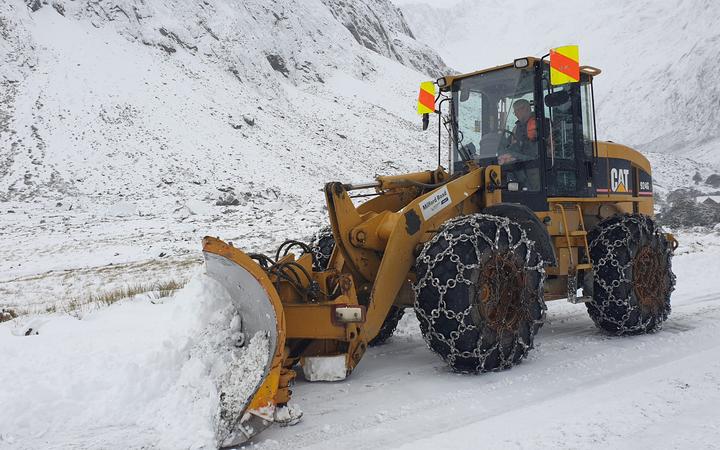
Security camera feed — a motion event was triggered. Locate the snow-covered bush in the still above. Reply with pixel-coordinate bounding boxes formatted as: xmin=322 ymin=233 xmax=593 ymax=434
xmin=658 ymin=189 xmax=720 ymax=228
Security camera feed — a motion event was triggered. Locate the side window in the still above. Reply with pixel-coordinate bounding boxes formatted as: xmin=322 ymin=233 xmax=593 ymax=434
xmin=541 ymin=71 xmax=595 ymax=197
xmin=543 ymin=82 xmax=574 ymax=160
xmin=543 ymin=77 xmax=579 ymax=195
xmin=580 ymin=83 xmax=596 ymax=158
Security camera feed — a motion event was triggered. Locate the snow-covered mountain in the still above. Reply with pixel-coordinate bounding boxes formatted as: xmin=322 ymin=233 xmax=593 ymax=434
xmin=0 ymin=0 xmax=449 ymax=204
xmin=0 ymin=0 xmax=453 ymax=313
xmin=400 ymin=0 xmax=720 ymax=168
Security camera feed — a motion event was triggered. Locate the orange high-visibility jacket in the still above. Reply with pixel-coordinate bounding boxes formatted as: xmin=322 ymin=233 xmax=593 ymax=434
xmin=527 ymin=117 xmax=537 ymax=141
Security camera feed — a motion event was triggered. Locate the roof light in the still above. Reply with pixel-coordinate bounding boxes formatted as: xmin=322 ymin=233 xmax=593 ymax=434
xmin=436 ymin=77 xmax=447 ymax=88
xmin=514 ymin=58 xmax=529 ymax=69
xmin=580 ymin=65 xmax=602 ymax=76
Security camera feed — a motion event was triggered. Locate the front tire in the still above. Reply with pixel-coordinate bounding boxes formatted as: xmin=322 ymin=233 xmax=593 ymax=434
xmin=586 ymin=214 xmax=675 ymax=335
xmin=413 ymin=214 xmax=546 ymax=373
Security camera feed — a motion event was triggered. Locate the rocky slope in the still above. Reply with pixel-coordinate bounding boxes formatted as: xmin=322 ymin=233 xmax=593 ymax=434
xmin=0 ymin=0 xmax=452 ymax=311
xmin=0 ymin=0 xmax=450 ymax=202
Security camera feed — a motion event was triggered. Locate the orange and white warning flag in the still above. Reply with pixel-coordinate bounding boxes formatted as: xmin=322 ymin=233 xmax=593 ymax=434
xmin=417 ymin=81 xmax=435 ymax=115
xmin=550 ymin=45 xmax=580 ymax=85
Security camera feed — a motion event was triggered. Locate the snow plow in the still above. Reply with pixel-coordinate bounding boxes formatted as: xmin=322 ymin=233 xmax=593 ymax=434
xmin=203 ymin=51 xmax=676 ymax=446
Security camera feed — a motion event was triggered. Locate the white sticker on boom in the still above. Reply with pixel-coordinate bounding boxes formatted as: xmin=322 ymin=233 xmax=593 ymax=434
xmin=419 ymin=186 xmax=451 ymax=221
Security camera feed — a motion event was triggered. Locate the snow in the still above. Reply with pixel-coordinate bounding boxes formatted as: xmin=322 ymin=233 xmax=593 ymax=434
xmin=302 ymin=354 xmax=348 ymax=382
xmin=696 ymin=195 xmax=720 ymax=204
xmin=0 ymin=274 xmax=271 ymax=449
xmin=1 ymin=0 xmax=720 ymax=448
xmin=5 ymin=231 xmax=717 ymax=449
xmin=0 ymin=0 xmax=446 ymax=314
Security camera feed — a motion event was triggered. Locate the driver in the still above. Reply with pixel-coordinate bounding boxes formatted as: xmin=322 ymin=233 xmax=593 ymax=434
xmin=498 ymin=99 xmax=538 ymax=164
xmin=511 ymin=99 xmax=537 ymax=144
xmin=498 ymin=99 xmax=541 ymax=191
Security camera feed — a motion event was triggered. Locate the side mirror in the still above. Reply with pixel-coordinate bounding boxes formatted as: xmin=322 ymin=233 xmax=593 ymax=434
xmin=422 ymin=113 xmax=429 ymax=131
xmin=544 ymin=90 xmax=570 ymax=107
xmin=459 ymin=88 xmax=470 ymax=102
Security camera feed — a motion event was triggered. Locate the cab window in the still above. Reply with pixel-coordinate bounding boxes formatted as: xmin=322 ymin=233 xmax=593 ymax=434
xmin=452 ymin=67 xmax=542 ymax=192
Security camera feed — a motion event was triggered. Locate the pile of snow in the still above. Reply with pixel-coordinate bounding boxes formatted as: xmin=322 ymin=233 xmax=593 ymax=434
xmin=302 ymin=354 xmax=348 ymax=382
xmin=0 ymin=274 xmax=271 ymax=449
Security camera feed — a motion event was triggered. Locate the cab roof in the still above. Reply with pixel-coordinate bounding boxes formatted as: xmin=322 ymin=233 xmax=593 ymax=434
xmin=438 ymin=56 xmax=602 ymax=91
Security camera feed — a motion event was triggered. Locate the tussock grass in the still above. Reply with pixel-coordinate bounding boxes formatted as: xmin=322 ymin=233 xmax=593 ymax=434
xmin=62 ymin=279 xmax=187 ymax=318
xmin=92 ymin=280 xmax=185 ymax=306
xmin=0 ymin=308 xmax=18 ymax=323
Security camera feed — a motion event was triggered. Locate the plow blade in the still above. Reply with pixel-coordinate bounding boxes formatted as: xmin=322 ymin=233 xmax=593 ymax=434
xmin=203 ymin=237 xmax=287 ymax=447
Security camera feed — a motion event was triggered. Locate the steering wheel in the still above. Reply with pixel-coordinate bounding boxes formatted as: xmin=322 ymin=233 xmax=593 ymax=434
xmin=499 ymin=128 xmax=516 ymax=147
xmin=497 ymin=129 xmax=521 ymax=165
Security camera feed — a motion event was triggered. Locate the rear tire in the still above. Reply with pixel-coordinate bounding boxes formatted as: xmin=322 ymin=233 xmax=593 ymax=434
xmin=586 ymin=214 xmax=675 ymax=335
xmin=413 ymin=214 xmax=546 ymax=373
xmin=310 ymin=226 xmax=334 ymax=271
xmin=368 ymin=306 xmax=405 ymax=346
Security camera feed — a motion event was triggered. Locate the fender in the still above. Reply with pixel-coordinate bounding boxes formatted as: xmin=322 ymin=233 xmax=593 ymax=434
xmin=482 ymin=203 xmax=557 ymax=267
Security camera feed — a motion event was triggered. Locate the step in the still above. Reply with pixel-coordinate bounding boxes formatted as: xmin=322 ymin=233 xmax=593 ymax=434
xmin=569 ymin=230 xmax=587 ymax=236
xmin=568 ymin=295 xmax=593 ymax=304
xmin=575 ymin=263 xmax=593 ymax=270
xmin=553 ymin=237 xmax=589 ymax=248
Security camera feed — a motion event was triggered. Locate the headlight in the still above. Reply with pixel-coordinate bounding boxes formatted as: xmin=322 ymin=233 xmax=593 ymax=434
xmin=436 ymin=77 xmax=447 ymax=87
xmin=513 ymin=58 xmax=529 ymax=69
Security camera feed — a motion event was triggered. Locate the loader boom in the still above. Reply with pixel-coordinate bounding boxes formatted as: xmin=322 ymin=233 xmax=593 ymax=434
xmin=325 ymin=166 xmax=502 ymax=341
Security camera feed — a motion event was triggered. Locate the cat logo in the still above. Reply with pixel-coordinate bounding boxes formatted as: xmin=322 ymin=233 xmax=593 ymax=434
xmin=611 ymin=168 xmax=630 ymax=193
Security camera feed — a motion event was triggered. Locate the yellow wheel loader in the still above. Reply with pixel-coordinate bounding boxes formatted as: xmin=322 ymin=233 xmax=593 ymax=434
xmin=203 ymin=54 xmax=677 ymax=446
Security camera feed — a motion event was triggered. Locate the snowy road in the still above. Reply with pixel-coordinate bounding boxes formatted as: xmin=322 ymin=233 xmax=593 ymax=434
xmin=1 ymin=232 xmax=719 ymax=450
xmin=250 ymin=242 xmax=720 ymax=450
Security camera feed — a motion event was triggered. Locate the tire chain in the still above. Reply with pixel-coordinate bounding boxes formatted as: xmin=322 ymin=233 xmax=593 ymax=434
xmin=310 ymin=226 xmax=334 ymax=271
xmin=413 ymin=214 xmax=546 ymax=373
xmin=588 ymin=214 xmax=675 ymax=334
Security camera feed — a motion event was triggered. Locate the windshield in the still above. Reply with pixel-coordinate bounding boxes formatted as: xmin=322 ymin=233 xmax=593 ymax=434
xmin=452 ymin=67 xmax=537 ymax=170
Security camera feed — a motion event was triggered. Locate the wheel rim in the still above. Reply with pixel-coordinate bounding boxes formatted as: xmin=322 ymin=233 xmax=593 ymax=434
xmin=471 ymin=251 xmax=527 ymax=332
xmin=633 ymin=244 xmax=668 ymax=315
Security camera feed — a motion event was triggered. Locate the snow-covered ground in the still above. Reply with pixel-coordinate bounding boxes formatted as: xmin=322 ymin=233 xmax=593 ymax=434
xmin=2 ymin=229 xmax=719 ymax=449
xmin=247 ymin=230 xmax=720 ymax=450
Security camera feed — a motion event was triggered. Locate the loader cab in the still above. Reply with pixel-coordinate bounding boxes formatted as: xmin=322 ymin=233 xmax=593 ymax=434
xmin=446 ymin=58 xmax=599 ymax=211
